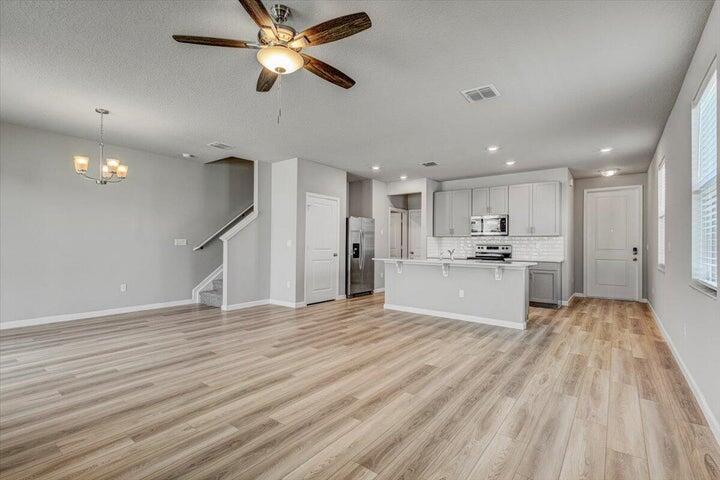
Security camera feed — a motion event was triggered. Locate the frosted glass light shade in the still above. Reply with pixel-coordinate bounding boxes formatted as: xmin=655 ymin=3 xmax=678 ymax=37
xmin=73 ymin=155 xmax=89 ymax=173
xmin=101 ymin=165 xmax=112 ymax=178
xmin=256 ymin=46 xmax=303 ymax=74
xmin=116 ymin=164 xmax=128 ymax=178
xmin=106 ymin=158 xmax=120 ymax=172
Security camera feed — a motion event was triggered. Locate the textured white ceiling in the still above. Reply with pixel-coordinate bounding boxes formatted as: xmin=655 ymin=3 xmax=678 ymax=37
xmin=0 ymin=0 xmax=713 ymax=180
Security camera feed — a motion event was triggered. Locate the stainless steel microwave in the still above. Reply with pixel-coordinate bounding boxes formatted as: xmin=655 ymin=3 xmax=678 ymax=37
xmin=471 ymin=214 xmax=509 ymax=236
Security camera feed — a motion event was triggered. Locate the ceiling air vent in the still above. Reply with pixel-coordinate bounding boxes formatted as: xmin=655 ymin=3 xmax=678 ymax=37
xmin=207 ymin=141 xmax=235 ymax=150
xmin=460 ymin=84 xmax=500 ymax=103
xmin=420 ymin=161 xmax=438 ymax=167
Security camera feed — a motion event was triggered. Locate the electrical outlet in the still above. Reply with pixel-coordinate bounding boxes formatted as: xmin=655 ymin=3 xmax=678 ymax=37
xmin=380 ymin=272 xmax=384 ymax=279
xmin=120 ymin=283 xmax=127 ymax=293
xmin=286 ymin=239 xmax=292 ymax=247
xmin=174 ymin=238 xmax=187 ymax=246
xmin=458 ymin=289 xmax=464 ymax=298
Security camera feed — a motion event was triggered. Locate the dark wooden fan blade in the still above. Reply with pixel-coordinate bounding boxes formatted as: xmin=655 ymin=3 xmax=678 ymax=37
xmin=301 ymin=54 xmax=355 ymax=89
xmin=172 ymin=35 xmax=257 ymax=49
xmin=238 ymin=0 xmax=278 ymax=38
xmin=257 ymin=68 xmax=278 ymax=92
xmin=289 ymin=12 xmax=371 ymax=49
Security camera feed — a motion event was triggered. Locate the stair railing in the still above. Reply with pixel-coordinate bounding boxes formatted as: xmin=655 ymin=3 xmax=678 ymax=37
xmin=193 ymin=203 xmax=254 ymax=251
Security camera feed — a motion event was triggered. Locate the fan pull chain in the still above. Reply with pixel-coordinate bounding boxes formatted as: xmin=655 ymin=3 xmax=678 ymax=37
xmin=277 ymin=75 xmax=282 ymax=125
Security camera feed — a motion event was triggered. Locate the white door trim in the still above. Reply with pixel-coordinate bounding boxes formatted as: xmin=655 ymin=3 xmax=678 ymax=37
xmin=304 ymin=192 xmax=341 ymax=305
xmin=583 ymin=185 xmax=643 ymax=300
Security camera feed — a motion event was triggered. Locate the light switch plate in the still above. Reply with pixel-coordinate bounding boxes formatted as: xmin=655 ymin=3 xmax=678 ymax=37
xmin=120 ymin=283 xmax=127 ymax=293
xmin=174 ymin=239 xmax=187 ymax=246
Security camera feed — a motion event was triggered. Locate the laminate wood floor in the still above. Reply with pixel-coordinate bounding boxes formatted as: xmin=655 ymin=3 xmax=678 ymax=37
xmin=1 ymin=295 xmax=718 ymax=479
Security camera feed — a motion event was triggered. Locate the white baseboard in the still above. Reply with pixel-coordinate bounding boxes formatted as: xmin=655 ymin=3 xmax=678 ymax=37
xmin=221 ymin=299 xmax=270 ymax=311
xmin=335 ymin=295 xmax=346 ymax=300
xmin=0 ymin=299 xmax=195 ymax=330
xmin=383 ymin=304 xmax=525 ymax=330
xmin=373 ymin=288 xmax=385 ymax=293
xmin=192 ymin=265 xmax=223 ymax=302
xmin=269 ymin=299 xmax=306 ymax=309
xmin=647 ymin=301 xmax=720 ymax=445
xmin=562 ymin=292 xmax=585 ymax=306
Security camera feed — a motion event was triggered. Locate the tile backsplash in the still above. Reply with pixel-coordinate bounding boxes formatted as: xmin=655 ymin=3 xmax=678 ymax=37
xmin=426 ymin=236 xmax=564 ymax=261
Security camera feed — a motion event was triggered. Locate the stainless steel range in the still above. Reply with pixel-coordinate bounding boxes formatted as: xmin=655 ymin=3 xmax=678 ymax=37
xmin=467 ymin=244 xmax=512 ymax=262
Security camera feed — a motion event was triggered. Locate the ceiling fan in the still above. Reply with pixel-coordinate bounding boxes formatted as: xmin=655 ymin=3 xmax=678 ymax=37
xmin=172 ymin=0 xmax=371 ymax=92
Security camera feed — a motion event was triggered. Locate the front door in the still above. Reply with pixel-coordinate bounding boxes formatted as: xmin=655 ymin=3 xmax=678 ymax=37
xmin=305 ymin=194 xmax=339 ymax=305
xmin=585 ymin=186 xmax=642 ymax=300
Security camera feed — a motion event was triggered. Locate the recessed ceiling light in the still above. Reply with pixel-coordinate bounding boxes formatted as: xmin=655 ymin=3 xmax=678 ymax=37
xmin=505 ymin=160 xmax=516 ymax=166
xmin=487 ymin=145 xmax=500 ymax=153
xmin=600 ymin=169 xmax=620 ymax=177
xmin=181 ymin=153 xmax=195 ymax=159
xmin=400 ymin=175 xmax=408 ymax=180
xmin=600 ymin=147 xmax=613 ymax=153
xmin=371 ymin=165 xmax=380 ymax=171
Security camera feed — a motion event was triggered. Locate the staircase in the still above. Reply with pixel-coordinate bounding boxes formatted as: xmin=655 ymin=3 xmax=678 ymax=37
xmin=199 ymin=278 xmax=223 ymax=308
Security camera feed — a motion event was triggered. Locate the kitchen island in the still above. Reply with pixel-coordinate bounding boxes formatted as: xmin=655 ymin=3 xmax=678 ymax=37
xmin=374 ymin=258 xmax=537 ymax=330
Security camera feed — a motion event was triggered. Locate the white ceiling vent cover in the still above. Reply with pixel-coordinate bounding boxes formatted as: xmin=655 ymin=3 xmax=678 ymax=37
xmin=460 ymin=84 xmax=500 ymax=103
xmin=207 ymin=141 xmax=235 ymax=150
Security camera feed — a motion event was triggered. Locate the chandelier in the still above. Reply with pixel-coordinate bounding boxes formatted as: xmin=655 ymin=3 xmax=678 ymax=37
xmin=73 ymin=108 xmax=128 ymax=184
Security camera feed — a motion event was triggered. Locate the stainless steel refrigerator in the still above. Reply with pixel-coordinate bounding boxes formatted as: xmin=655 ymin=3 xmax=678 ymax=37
xmin=346 ymin=217 xmax=375 ymax=297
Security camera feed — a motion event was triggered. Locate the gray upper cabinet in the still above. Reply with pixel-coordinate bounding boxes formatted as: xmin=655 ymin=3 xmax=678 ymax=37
xmin=488 ymin=186 xmax=509 ymax=214
xmin=434 ymin=189 xmax=471 ymax=236
xmin=508 ymin=182 xmax=561 ymax=236
xmin=451 ymin=189 xmax=472 ymax=236
xmin=531 ymin=182 xmax=561 ymax=235
xmin=433 ymin=191 xmax=453 ymax=236
xmin=508 ymin=184 xmax=532 ymax=236
xmin=472 ymin=186 xmax=508 ymax=215
xmin=471 ymin=188 xmax=489 ymax=216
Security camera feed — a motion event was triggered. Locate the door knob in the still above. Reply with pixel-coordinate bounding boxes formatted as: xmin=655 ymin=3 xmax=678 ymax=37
xmin=333 ymin=253 xmax=338 ymax=257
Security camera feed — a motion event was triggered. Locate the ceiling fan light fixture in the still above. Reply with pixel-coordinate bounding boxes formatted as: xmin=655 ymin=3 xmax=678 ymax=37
xmin=256 ymin=45 xmax=303 ymax=74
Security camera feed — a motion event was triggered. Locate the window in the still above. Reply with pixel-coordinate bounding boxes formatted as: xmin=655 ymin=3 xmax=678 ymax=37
xmin=658 ymin=159 xmax=666 ymax=270
xmin=691 ymin=62 xmax=717 ymax=293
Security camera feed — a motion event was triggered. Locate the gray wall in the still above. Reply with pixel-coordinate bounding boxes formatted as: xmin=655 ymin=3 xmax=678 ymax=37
xmin=225 ymin=161 xmax=271 ymax=306
xmin=646 ymin=2 xmax=720 ymax=431
xmin=573 ymin=173 xmax=648 ymax=297
xmin=269 ymin=158 xmax=298 ymax=303
xmin=0 ymin=122 xmax=252 ymax=323
xmin=296 ymin=158 xmax=348 ymax=301
xmin=348 ymin=179 xmax=372 ymax=218
xmin=440 ymin=168 xmax=574 ymax=301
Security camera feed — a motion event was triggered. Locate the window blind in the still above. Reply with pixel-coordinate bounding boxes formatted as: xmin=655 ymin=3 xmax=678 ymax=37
xmin=692 ymin=69 xmax=717 ymax=290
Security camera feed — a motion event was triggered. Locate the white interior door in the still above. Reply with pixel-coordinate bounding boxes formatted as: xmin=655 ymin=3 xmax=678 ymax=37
xmin=585 ymin=186 xmax=642 ymax=300
xmin=305 ymin=194 xmax=339 ymax=304
xmin=389 ymin=210 xmax=404 ymax=258
xmin=408 ymin=209 xmax=422 ymax=258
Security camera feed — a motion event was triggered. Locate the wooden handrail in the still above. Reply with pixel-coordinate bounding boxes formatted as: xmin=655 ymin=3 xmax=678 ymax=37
xmin=193 ymin=203 xmax=254 ymax=251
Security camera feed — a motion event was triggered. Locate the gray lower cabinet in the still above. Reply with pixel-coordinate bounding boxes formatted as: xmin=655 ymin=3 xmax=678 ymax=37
xmin=529 ymin=262 xmax=561 ymax=306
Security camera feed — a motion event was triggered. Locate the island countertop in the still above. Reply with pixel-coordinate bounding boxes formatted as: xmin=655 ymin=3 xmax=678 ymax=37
xmin=373 ymin=258 xmax=537 ymax=269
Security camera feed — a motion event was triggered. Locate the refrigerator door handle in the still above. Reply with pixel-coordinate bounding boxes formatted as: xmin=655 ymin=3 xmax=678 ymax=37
xmin=359 ymin=231 xmax=364 ymax=270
